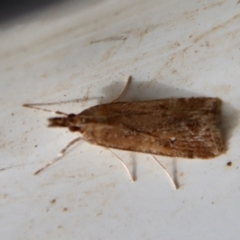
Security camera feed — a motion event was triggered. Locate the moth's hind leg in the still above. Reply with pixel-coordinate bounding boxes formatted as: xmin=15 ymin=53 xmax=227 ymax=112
xmin=109 ymin=149 xmax=135 ymax=182
xmin=151 ymin=156 xmax=178 ymax=190
xmin=111 ymin=76 xmax=132 ymax=103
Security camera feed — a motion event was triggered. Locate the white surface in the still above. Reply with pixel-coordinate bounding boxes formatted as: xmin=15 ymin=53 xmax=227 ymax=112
xmin=1 ymin=0 xmax=240 ymax=239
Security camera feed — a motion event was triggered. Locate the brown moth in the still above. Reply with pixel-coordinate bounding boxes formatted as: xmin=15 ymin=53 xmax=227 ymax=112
xmin=50 ymin=97 xmax=224 ymax=158
xmin=23 ymin=76 xmax=225 ymax=184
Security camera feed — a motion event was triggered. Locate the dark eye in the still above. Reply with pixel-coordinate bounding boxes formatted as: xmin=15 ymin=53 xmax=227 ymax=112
xmin=68 ymin=114 xmax=76 ymax=118
xmin=69 ymin=126 xmax=80 ymax=132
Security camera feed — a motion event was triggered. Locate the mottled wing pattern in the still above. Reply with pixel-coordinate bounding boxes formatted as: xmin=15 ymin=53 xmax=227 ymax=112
xmin=81 ymin=98 xmax=221 ymax=117
xmin=80 ymin=98 xmax=225 ymax=159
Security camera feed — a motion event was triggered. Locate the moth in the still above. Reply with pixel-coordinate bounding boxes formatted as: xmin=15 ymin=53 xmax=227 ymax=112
xmin=24 ymin=76 xmax=225 ymax=185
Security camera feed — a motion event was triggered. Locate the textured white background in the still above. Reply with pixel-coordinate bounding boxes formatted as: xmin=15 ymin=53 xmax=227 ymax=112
xmin=1 ymin=0 xmax=240 ymax=239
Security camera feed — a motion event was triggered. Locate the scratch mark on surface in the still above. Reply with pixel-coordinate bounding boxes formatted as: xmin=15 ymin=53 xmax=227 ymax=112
xmin=90 ymin=36 xmax=127 ymax=44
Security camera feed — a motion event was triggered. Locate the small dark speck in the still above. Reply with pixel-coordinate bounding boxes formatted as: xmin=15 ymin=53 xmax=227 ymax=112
xmin=227 ymin=161 xmax=232 ymax=167
xmin=35 ymin=145 xmax=38 ymax=148
xmin=51 ymin=199 xmax=56 ymax=204
xmin=11 ymin=113 xmax=14 ymax=116
xmin=212 ymin=202 xmax=214 ymax=204
xmin=63 ymin=207 xmax=68 ymax=212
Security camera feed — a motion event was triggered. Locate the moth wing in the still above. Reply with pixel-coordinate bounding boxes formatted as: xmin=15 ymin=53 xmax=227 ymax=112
xmin=82 ymin=114 xmax=224 ymax=159
xmin=80 ymin=97 xmax=221 ymax=117
xmin=80 ymin=97 xmax=224 ymax=158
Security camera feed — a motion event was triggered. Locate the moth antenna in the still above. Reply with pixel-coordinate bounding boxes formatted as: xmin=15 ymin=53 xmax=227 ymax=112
xmin=109 ymin=150 xmax=135 ymax=182
xmin=0 ymin=163 xmax=30 ymax=172
xmin=34 ymin=137 xmax=81 ymax=175
xmin=111 ymin=76 xmax=132 ymax=103
xmin=23 ymin=103 xmax=68 ymax=116
xmin=151 ymin=156 xmax=178 ymax=189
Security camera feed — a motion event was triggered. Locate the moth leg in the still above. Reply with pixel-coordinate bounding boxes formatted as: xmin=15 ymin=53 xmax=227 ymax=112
xmin=172 ymin=158 xmax=180 ymax=189
xmin=151 ymin=156 xmax=178 ymax=189
xmin=23 ymin=103 xmax=68 ymax=116
xmin=111 ymin=76 xmax=132 ymax=103
xmin=34 ymin=137 xmax=81 ymax=175
xmin=109 ymin=149 xmax=135 ymax=182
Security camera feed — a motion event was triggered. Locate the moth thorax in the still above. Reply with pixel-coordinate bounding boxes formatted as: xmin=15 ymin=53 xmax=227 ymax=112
xmin=48 ymin=114 xmax=79 ymax=129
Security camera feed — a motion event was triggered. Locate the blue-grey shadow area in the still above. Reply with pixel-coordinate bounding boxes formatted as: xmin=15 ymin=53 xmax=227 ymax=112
xmin=0 ymin=0 xmax=100 ymax=24
xmin=0 ymin=0 xmax=64 ymax=23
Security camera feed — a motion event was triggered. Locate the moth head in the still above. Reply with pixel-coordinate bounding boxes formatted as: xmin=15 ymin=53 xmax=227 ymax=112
xmin=48 ymin=114 xmax=82 ymax=132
